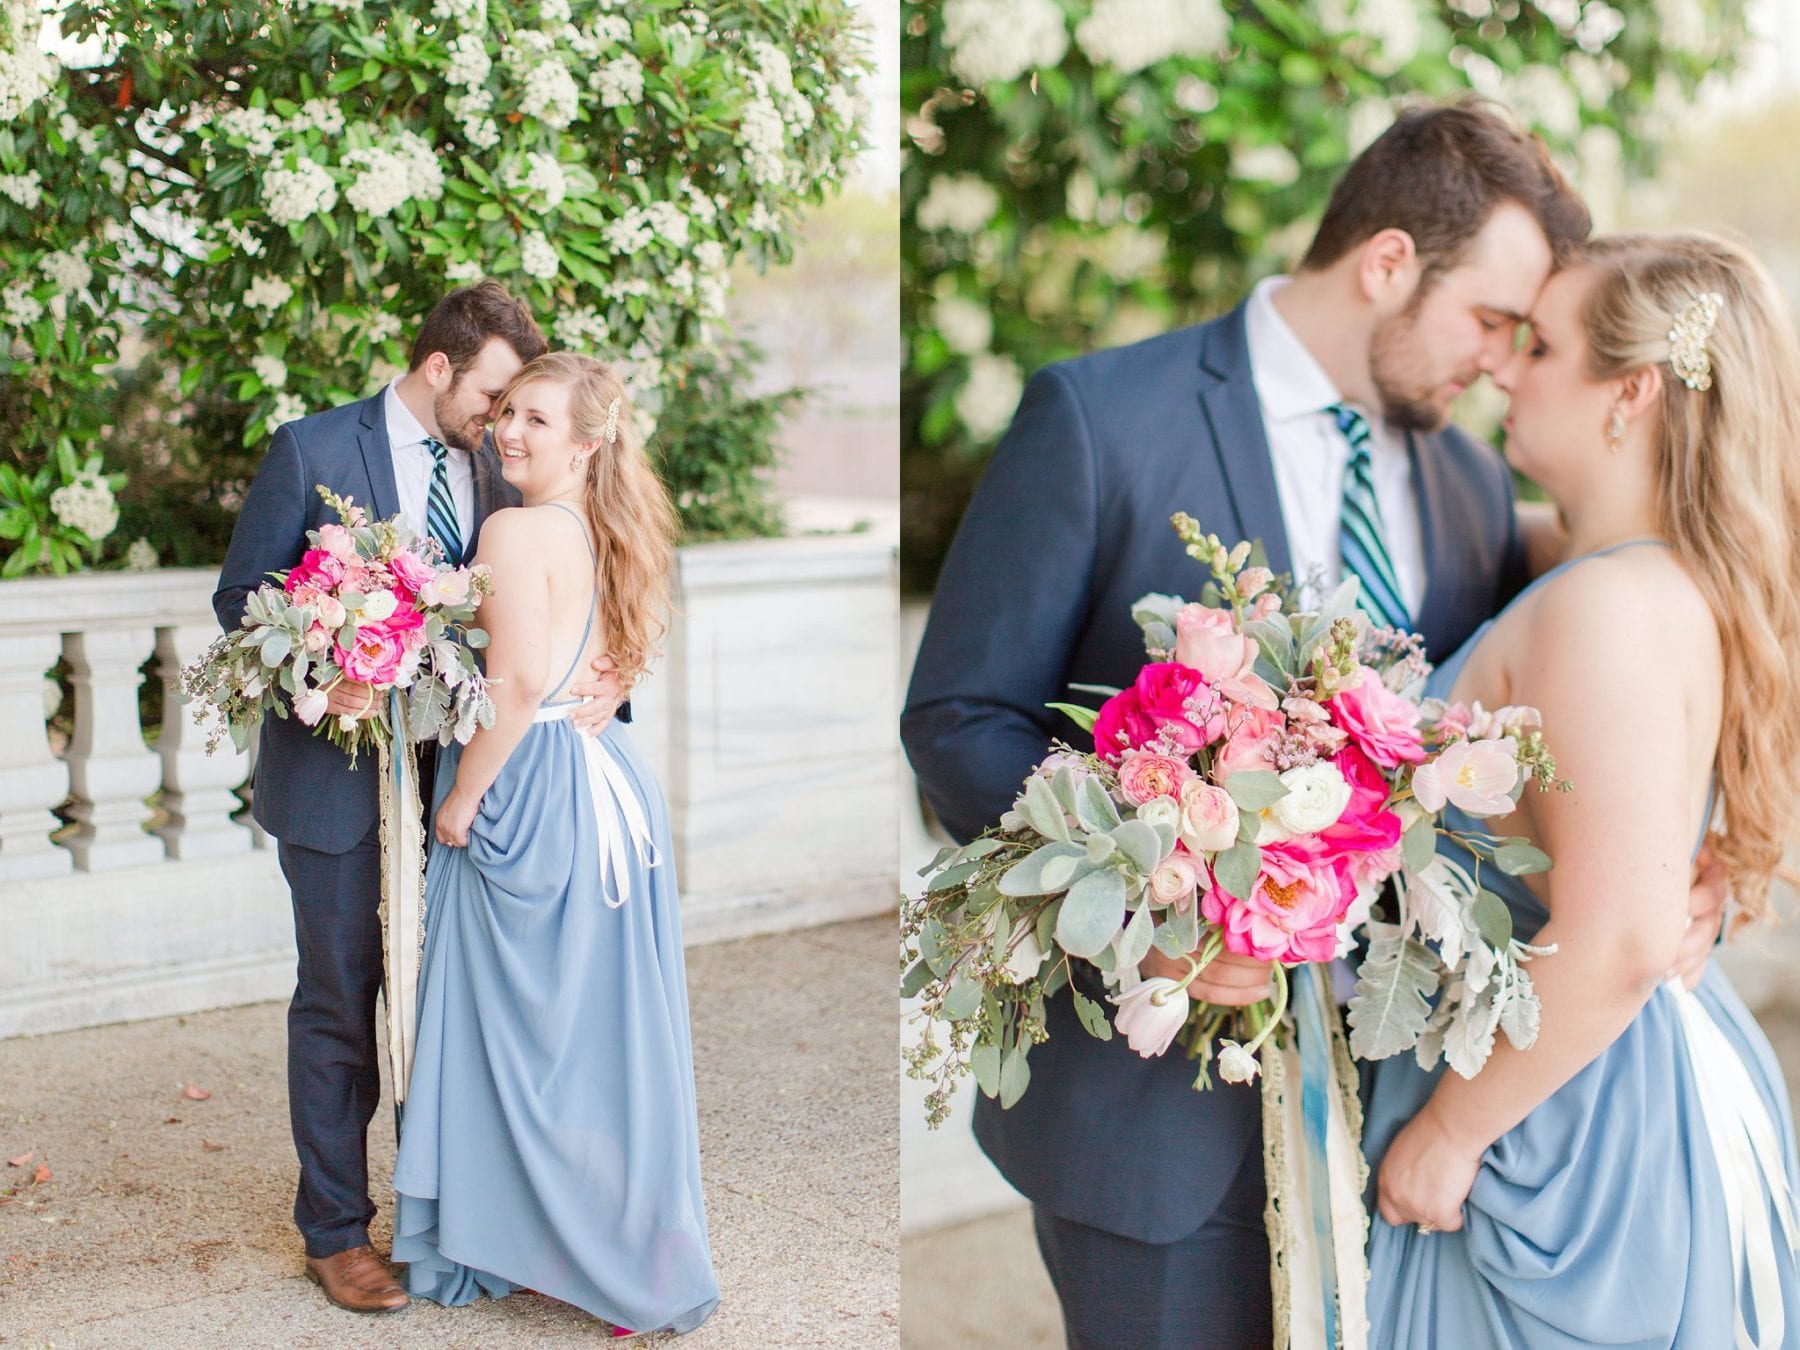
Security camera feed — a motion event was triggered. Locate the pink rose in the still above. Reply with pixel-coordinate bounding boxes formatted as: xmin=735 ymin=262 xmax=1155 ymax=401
xmin=316 ymin=523 xmax=357 ymax=562
xmin=1148 ymin=846 xmax=1203 ymax=912
xmin=335 ymin=625 xmax=408 ymax=686
xmin=1118 ymin=751 xmax=1196 ymax=806
xmin=389 ymin=549 xmax=436 ymax=597
xmin=284 ymin=547 xmax=345 ymax=595
xmin=1174 ymin=605 xmax=1279 ymax=711
xmin=1213 ymin=703 xmax=1283 ymax=780
xmin=1094 ymin=687 xmax=1158 ymax=761
xmin=1411 ymin=739 xmax=1520 ymax=817
xmin=1178 ymin=780 xmax=1240 ymax=854
xmin=1133 ymin=662 xmax=1225 ymax=749
xmin=1202 ymin=842 xmax=1358 ymax=964
xmin=303 ymin=624 xmax=329 ymax=654
xmin=315 ymin=594 xmax=346 ymax=629
xmin=1328 ymin=667 xmax=1426 ymax=769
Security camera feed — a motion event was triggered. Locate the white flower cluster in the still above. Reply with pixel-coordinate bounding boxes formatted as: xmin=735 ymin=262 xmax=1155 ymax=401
xmin=217 ymin=105 xmax=283 ymax=158
xmin=343 ymin=133 xmax=444 ymax=218
xmin=593 ymin=54 xmax=643 ymax=108
xmin=520 ymin=230 xmax=559 ymax=279
xmin=2 ymin=280 xmax=42 ymax=329
xmin=1508 ymin=63 xmax=1581 ymax=139
xmin=540 ymin=0 xmax=571 ymax=21
xmin=0 ymin=27 xmax=56 ymax=120
xmin=49 ymin=472 xmax=119 ymax=541
xmin=263 ymin=157 xmax=338 ymax=225
xmin=1233 ymin=143 xmax=1301 ymax=186
xmin=738 ymin=96 xmax=788 ymax=188
xmin=269 ymin=393 xmax=307 ymax=428
xmin=915 ymin=174 xmax=998 ymax=234
xmin=0 ymin=169 xmax=42 ymax=210
xmin=693 ymin=239 xmax=726 ymax=274
xmin=551 ymin=305 xmax=609 ymax=350
xmin=603 ymin=205 xmax=652 ymax=254
xmin=39 ymin=245 xmax=92 ymax=297
xmin=1316 ymin=0 xmax=1421 ymax=76
xmin=244 ymin=274 xmax=295 ymax=310
xmin=98 ymin=155 xmax=128 ymax=193
xmin=366 ymin=311 xmax=403 ymax=344
xmin=1074 ymin=0 xmax=1229 ymax=75
xmin=431 ymin=0 xmax=485 ymax=22
xmin=604 ymin=276 xmax=652 ymax=301
xmin=510 ymin=150 xmax=567 ymax=209
xmin=450 ymin=90 xmax=501 ymax=150
xmin=746 ymin=201 xmax=780 ymax=236
xmin=290 ymin=98 xmax=346 ymax=137
xmin=520 ymin=58 xmax=581 ymax=128
xmin=251 ymin=354 xmax=287 ymax=388
xmin=445 ymin=32 xmax=491 ymax=88
xmin=445 ymin=259 xmax=485 ymax=283
xmin=746 ymin=39 xmax=813 ymax=133
xmin=934 ymin=295 xmax=992 ymax=355
xmin=125 ymin=538 xmax=158 ymax=572
xmin=942 ymin=0 xmax=1067 ymax=87
xmin=222 ymin=220 xmax=266 ymax=258
xmin=955 ymin=353 xmax=1024 ymax=441
xmin=645 ymin=200 xmax=689 ymax=248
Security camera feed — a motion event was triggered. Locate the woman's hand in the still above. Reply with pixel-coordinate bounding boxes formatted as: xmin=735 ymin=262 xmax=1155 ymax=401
xmin=434 ymin=789 xmax=481 ymax=849
xmin=1377 ymin=1106 xmax=1485 ymax=1233
xmin=1140 ymin=945 xmax=1275 ymax=1006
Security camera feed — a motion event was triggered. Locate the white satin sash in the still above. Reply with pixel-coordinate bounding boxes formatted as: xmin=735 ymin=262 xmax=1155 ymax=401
xmin=533 ymin=702 xmax=658 ymax=908
xmin=1667 ymin=977 xmax=1800 ymax=1348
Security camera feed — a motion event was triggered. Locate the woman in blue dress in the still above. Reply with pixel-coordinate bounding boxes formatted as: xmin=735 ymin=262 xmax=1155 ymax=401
xmin=1363 ymin=232 xmax=1800 ymax=1346
xmin=391 ymin=351 xmax=720 ymax=1337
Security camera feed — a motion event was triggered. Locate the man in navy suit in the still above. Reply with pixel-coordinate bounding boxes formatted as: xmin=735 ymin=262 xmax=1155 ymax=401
xmin=902 ymin=103 xmax=1593 ymax=1347
xmin=214 ymin=282 xmax=623 ymax=1312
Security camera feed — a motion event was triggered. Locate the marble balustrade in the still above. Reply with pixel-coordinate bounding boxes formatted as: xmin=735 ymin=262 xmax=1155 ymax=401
xmin=0 ymin=526 xmax=899 ymax=1037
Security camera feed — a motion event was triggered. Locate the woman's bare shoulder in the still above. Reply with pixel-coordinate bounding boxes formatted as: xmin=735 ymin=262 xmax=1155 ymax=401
xmin=1518 ymin=545 xmax=1719 ymax=689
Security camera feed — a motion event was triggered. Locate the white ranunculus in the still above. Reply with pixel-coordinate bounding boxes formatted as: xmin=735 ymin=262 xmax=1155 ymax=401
xmin=954 ymin=353 xmax=1023 ymax=442
xmin=1217 ymin=1039 xmax=1260 ymax=1084
xmin=942 ymin=0 xmax=1068 ymax=87
xmin=1271 ymin=762 xmax=1353 ymax=836
xmin=358 ymin=589 xmax=399 ymax=623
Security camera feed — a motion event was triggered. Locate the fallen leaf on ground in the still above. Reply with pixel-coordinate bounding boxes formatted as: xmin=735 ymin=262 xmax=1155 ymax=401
xmin=6 ymin=1152 xmax=30 ymax=1167
xmin=183 ymin=1084 xmax=211 ymax=1101
xmin=32 ymin=1163 xmax=50 ymax=1184
xmin=164 ymin=1117 xmax=181 ymax=1125
xmin=201 ymin=1140 xmax=225 ymax=1152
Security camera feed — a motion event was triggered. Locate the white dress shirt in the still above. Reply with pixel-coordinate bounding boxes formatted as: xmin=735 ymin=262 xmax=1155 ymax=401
xmin=383 ymin=379 xmax=473 ymax=547
xmin=1242 ymin=276 xmax=1427 ymax=616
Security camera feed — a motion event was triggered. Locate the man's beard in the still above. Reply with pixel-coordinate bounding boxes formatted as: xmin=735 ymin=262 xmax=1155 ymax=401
xmin=432 ymin=380 xmax=482 ymax=452
xmin=1368 ymin=307 xmax=1463 ymax=435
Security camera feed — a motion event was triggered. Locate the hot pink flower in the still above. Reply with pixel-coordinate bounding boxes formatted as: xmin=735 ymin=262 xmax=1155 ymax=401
xmin=1094 ymin=687 xmax=1159 ymax=761
xmin=1317 ymin=745 xmax=1402 ymax=857
xmin=1118 ymin=751 xmax=1197 ymax=805
xmin=335 ymin=625 xmax=408 ymax=686
xmin=1174 ymin=604 xmax=1279 ymax=710
xmin=284 ymin=548 xmax=345 ymax=595
xmin=1329 ymin=667 xmax=1426 ymax=769
xmin=1202 ymin=842 xmax=1358 ymax=964
xmin=389 ymin=549 xmax=436 ymax=597
xmin=1134 ymin=662 xmax=1226 ymax=748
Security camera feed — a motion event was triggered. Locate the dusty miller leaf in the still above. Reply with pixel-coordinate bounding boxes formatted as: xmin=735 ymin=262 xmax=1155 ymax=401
xmin=1348 ymin=931 xmax=1441 ymax=1061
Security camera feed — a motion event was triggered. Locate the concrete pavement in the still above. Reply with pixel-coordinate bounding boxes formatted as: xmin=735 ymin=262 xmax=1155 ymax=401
xmin=0 ymin=917 xmax=897 ymax=1348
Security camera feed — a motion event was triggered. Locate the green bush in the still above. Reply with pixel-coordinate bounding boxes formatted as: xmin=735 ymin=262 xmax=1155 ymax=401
xmin=0 ymin=0 xmax=870 ymax=571
xmin=901 ymin=0 xmax=1748 ymax=592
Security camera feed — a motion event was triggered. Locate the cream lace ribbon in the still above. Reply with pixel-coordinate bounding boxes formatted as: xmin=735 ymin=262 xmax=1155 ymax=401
xmin=378 ymin=694 xmax=427 ymax=1105
xmin=533 ymin=702 xmax=658 ymax=908
xmin=1667 ymin=977 xmax=1800 ymax=1348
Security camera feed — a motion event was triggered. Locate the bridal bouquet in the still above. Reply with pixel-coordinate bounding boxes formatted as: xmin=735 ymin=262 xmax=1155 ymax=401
xmin=179 ymin=486 xmax=496 ymax=764
xmin=903 ymin=514 xmax=1566 ymax=1127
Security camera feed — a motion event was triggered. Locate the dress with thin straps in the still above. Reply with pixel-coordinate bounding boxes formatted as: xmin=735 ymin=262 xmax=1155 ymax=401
xmin=1362 ymin=540 xmax=1800 ymax=1349
xmin=392 ymin=501 xmax=720 ymax=1333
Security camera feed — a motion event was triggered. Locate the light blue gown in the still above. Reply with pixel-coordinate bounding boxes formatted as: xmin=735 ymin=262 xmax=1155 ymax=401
xmin=392 ymin=506 xmax=720 ymax=1335
xmin=1363 ymin=542 xmax=1800 ymax=1348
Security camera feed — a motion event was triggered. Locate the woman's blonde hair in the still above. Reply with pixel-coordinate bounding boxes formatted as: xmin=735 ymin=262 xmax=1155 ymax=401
xmin=500 ymin=350 xmax=678 ymax=695
xmin=1579 ymin=232 xmax=1800 ymax=927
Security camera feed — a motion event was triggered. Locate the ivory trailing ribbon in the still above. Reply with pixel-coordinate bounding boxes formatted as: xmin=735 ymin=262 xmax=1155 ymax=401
xmin=1264 ymin=963 xmax=1371 ymax=1350
xmin=378 ymin=690 xmax=427 ymax=1105
xmin=531 ymin=700 xmax=657 ymax=905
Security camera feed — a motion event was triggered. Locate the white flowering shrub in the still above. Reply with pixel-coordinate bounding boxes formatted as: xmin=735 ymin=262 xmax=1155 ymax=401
xmin=901 ymin=0 xmax=1747 ymax=591
xmin=1 ymin=0 xmax=869 ymax=573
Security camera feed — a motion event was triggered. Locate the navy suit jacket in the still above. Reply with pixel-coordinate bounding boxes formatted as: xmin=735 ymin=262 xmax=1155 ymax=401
xmin=213 ymin=393 xmax=520 ymax=855
xmin=901 ymin=303 xmax=1527 ymax=1243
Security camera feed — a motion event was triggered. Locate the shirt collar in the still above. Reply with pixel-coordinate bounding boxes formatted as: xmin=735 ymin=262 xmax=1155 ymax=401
xmin=1244 ymin=275 xmax=1351 ymax=426
xmin=383 ymin=378 xmax=438 ymax=453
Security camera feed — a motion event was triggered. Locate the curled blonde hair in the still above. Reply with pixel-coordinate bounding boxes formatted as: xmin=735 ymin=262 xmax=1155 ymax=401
xmin=500 ymin=351 xmax=678 ymax=694
xmin=1579 ymin=232 xmax=1800 ymax=927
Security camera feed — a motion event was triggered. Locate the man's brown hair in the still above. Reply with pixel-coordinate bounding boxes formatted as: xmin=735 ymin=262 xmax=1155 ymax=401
xmin=1299 ymin=99 xmax=1591 ymax=286
xmin=407 ymin=280 xmax=548 ymax=376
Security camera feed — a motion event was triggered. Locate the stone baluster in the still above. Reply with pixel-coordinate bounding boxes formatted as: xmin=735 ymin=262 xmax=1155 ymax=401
xmin=0 ymin=632 xmax=72 ymax=879
xmin=153 ymin=624 xmax=252 ymax=859
xmin=63 ymin=627 xmax=164 ymax=870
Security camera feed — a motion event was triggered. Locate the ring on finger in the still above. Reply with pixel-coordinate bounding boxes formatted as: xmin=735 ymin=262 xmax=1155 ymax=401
xmin=1416 ymin=1222 xmax=1437 ymax=1236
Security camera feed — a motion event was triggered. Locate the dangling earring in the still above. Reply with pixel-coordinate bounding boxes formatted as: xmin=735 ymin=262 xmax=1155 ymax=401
xmin=570 ymin=453 xmax=585 ymax=473
xmin=1606 ymin=411 xmax=1626 ymax=454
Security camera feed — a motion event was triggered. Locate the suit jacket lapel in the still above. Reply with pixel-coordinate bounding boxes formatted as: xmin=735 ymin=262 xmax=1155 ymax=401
xmin=468 ymin=443 xmax=506 ymax=564
xmin=1408 ymin=428 xmax=1451 ymax=643
xmin=1193 ymin=305 xmax=1292 ymax=578
xmin=354 ymin=393 xmax=400 ymax=522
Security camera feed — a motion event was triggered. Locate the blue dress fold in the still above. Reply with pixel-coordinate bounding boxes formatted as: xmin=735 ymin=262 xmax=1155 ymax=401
xmin=392 ymin=712 xmax=720 ymax=1335
xmin=1363 ymin=568 xmax=1800 ymax=1348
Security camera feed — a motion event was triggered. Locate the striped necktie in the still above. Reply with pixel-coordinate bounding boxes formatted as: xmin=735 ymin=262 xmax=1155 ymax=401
xmin=422 ymin=436 xmax=464 ymax=564
xmin=1328 ymin=403 xmax=1411 ymax=632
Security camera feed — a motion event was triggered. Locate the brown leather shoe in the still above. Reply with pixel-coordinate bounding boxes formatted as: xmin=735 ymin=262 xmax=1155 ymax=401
xmin=304 ymin=1244 xmax=409 ymax=1313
